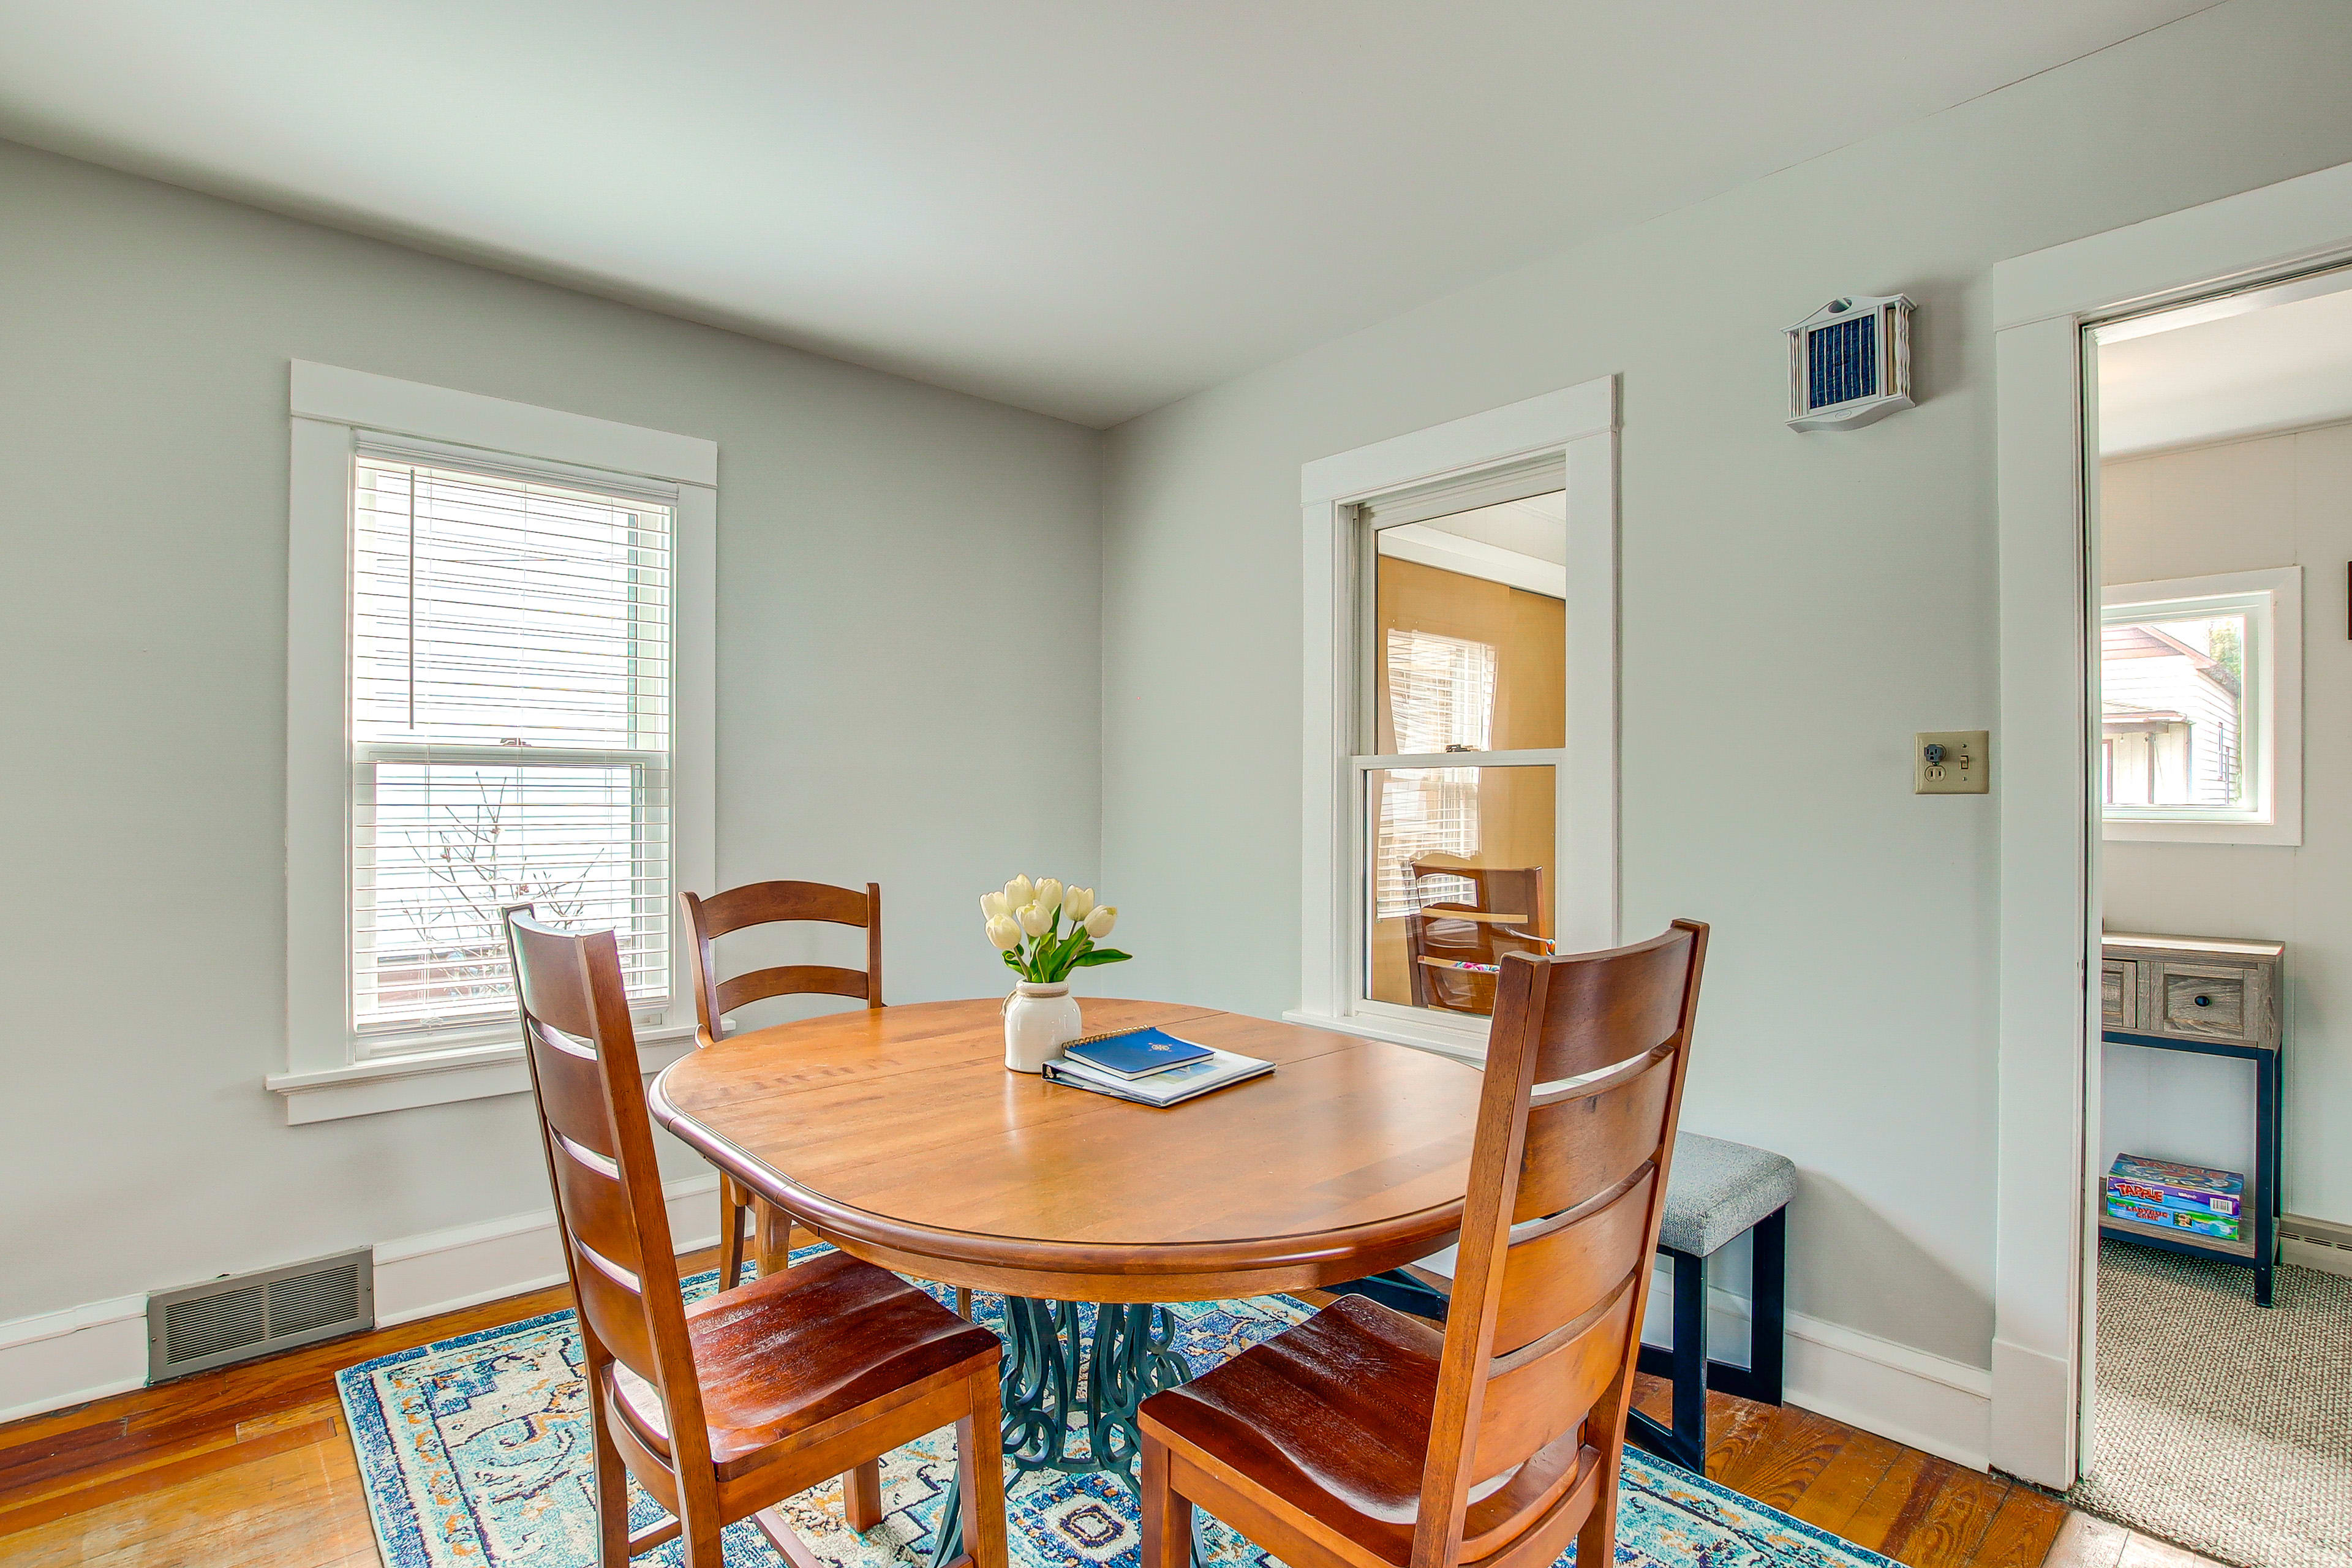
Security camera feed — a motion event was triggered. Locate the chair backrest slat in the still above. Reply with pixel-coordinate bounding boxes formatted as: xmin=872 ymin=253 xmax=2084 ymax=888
xmin=1510 ymin=1049 xmax=1676 ymax=1223
xmin=714 ymin=963 xmax=872 ymax=1016
xmin=1529 ymin=936 xmax=1691 ymax=1084
xmin=1471 ymin=1274 xmax=1640 ymax=1480
xmin=503 ymin=907 xmax=714 ymax=1486
xmin=1409 ymin=920 xmax=1707 ymax=1568
xmin=1488 ymin=1163 xmax=1657 ymax=1354
xmin=523 ymin=1018 xmax=627 ymax=1159
xmin=681 ymin=881 xmax=883 ymax=1035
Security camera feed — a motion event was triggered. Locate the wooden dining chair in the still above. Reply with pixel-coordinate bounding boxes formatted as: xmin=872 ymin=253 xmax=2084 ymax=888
xmin=680 ymin=880 xmax=882 ymax=1291
xmin=1138 ymin=920 xmax=1708 ymax=1568
xmin=1404 ymin=862 xmax=1548 ymax=1015
xmin=502 ymin=908 xmax=1006 ymax=1568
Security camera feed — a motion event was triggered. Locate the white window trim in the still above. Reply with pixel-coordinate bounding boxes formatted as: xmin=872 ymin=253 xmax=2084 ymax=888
xmin=2100 ymin=566 xmax=2301 ymax=845
xmin=270 ymin=362 xmax=717 ymax=1123
xmin=1288 ymin=379 xmax=1619 ymax=1061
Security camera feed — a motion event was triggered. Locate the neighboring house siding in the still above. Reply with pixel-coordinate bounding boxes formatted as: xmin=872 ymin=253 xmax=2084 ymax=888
xmin=2102 ymin=630 xmax=2240 ymax=807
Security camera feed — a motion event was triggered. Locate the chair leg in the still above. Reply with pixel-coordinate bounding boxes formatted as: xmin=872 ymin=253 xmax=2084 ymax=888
xmin=718 ymin=1183 xmax=747 ymax=1292
xmin=753 ymin=1199 xmax=796 ymax=1282
xmin=587 ymin=1387 xmax=634 ymax=1568
xmin=1140 ymin=1434 xmax=1192 ymax=1568
xmin=842 ymin=1458 xmax=884 ymax=1532
xmin=958 ymin=1364 xmax=1009 ymax=1568
xmin=1577 ymin=1449 xmax=1623 ymax=1568
xmin=956 ymin=1287 xmax=974 ymax=1319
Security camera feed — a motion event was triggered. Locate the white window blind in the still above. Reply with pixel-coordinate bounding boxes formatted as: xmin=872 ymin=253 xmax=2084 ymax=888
xmin=349 ymin=447 xmax=673 ymax=1045
xmin=1373 ymin=628 xmax=1496 ymax=918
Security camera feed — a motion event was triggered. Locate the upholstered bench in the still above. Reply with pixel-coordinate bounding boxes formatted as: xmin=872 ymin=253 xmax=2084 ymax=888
xmin=1325 ymin=1129 xmax=1795 ymax=1474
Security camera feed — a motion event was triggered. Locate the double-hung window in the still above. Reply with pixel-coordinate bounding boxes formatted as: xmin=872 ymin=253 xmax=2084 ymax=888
xmin=2100 ymin=567 xmax=2300 ymax=845
xmin=349 ymin=451 xmax=673 ymax=1042
xmin=1292 ymin=382 xmax=1619 ymax=1058
xmin=276 ymin=363 xmax=714 ymax=1122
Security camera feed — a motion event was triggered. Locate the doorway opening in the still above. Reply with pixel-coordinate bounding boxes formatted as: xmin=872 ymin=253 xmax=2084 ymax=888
xmin=2073 ymin=265 xmax=2352 ymax=1568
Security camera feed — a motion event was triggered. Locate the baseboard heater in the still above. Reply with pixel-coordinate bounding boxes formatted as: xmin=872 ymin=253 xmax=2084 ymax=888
xmin=147 ymin=1248 xmax=374 ymax=1382
xmin=2278 ymin=1213 xmax=2352 ymax=1280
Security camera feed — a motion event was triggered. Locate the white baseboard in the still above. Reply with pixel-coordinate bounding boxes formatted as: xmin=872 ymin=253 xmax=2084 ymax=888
xmin=1785 ymin=1311 xmax=1993 ymax=1471
xmin=0 ymin=1296 xmax=150 ymax=1426
xmin=1629 ymin=1259 xmax=1993 ymax=1472
xmin=0 ymin=1175 xmax=723 ymax=1427
xmin=374 ymin=1174 xmax=720 ymax=1325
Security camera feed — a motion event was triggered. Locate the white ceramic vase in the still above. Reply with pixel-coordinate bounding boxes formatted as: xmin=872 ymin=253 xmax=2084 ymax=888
xmin=1003 ymin=980 xmax=1081 ymax=1073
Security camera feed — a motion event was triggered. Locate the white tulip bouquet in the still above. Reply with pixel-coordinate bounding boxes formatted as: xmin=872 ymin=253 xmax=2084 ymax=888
xmin=981 ymin=875 xmax=1130 ymax=982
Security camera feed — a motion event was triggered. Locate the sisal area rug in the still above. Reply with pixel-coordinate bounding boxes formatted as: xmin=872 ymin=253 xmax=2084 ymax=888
xmin=337 ymin=1256 xmax=1894 ymax=1568
xmin=2065 ymin=1241 xmax=2352 ymax=1568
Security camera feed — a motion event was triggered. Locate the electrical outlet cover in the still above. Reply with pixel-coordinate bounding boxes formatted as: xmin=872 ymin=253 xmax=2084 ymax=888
xmin=1916 ymin=730 xmax=1989 ymax=794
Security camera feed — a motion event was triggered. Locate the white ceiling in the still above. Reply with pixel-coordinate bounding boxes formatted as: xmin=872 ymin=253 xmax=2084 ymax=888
xmin=0 ymin=1 xmax=2211 ymax=427
xmin=2098 ymin=279 xmax=2352 ymax=456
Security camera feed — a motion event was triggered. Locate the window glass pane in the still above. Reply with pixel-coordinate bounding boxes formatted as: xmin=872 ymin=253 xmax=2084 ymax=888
xmin=1372 ymin=493 xmax=1564 ymax=755
xmin=354 ymin=459 xmax=671 ymax=750
xmin=2101 ymin=609 xmax=2248 ymax=809
xmin=1365 ymin=764 xmax=1555 ymax=1018
xmin=355 ymin=761 xmax=669 ymax=1032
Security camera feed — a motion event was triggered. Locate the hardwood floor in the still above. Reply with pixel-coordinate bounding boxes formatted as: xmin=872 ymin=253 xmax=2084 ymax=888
xmin=0 ymin=1250 xmax=2212 ymax=1568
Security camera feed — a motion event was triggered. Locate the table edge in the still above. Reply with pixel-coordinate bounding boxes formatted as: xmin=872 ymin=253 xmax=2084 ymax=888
xmin=646 ymin=1060 xmax=1469 ymax=1282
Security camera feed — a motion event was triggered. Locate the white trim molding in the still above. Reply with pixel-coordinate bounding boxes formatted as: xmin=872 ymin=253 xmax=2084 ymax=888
xmin=276 ymin=363 xmax=718 ymax=1122
xmin=0 ymin=1294 xmax=149 ymax=1426
xmin=1991 ymin=156 xmax=2352 ymax=1490
xmin=1296 ymin=381 xmax=1620 ymax=1058
xmin=289 ymin=361 xmax=718 ymax=487
xmin=0 ymin=1176 xmax=722 ymax=1423
xmin=265 ymin=1024 xmax=698 ymax=1125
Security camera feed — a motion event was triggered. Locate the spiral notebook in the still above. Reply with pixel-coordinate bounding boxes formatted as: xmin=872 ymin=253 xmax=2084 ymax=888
xmin=1060 ymin=1026 xmax=1213 ymax=1079
xmin=1043 ymin=1046 xmax=1273 ymax=1107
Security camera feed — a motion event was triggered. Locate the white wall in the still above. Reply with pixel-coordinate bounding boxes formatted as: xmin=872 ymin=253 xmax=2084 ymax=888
xmin=1099 ymin=0 xmax=2352 ymax=1373
xmin=0 ymin=137 xmax=1101 ymax=1329
xmin=2102 ymin=423 xmax=2352 ymax=1226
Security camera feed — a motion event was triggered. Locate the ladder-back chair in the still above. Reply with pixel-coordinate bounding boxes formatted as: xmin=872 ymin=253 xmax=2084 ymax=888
xmin=680 ymin=880 xmax=882 ymax=1290
xmin=1404 ymin=862 xmax=1548 ymax=1015
xmin=503 ymin=908 xmax=1005 ymax=1568
xmin=1139 ymin=921 xmax=1708 ymax=1568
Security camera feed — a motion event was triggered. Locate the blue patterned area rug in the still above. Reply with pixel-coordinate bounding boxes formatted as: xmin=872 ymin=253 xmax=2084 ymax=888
xmin=337 ymin=1256 xmax=1891 ymax=1568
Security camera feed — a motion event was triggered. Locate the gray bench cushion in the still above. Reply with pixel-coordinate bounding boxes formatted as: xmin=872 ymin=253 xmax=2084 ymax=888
xmin=1658 ymin=1132 xmax=1795 ymax=1256
xmin=1411 ymin=1131 xmax=1794 ymax=1281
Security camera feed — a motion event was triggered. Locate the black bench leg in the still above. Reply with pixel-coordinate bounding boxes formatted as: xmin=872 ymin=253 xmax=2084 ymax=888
xmin=1627 ymin=1247 xmax=1708 ymax=1473
xmin=1750 ymin=1206 xmax=1786 ymax=1405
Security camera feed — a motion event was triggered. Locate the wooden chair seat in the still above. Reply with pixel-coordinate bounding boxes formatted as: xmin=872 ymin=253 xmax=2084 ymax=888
xmin=610 ymin=1253 xmax=998 ymax=1478
xmin=1139 ymin=1294 xmax=1599 ymax=1568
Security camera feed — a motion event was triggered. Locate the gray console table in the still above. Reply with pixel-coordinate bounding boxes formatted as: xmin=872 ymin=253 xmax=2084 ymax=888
xmin=2100 ymin=931 xmax=2284 ymax=1306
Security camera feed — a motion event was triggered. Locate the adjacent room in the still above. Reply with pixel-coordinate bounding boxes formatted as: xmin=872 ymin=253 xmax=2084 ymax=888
xmin=2076 ymin=277 xmax=2352 ymax=1568
xmin=4 ymin=5 xmax=2350 ymax=1568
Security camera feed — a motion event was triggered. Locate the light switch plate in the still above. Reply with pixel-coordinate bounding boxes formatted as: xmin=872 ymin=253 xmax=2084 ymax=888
xmin=1916 ymin=731 xmax=1988 ymax=794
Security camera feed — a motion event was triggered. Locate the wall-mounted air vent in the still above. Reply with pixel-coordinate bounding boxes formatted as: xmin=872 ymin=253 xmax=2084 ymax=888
xmin=1787 ymin=294 xmax=1914 ymax=431
xmin=147 ymin=1248 xmax=374 ymax=1382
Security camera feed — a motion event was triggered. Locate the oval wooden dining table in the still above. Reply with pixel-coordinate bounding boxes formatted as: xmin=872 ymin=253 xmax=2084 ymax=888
xmin=648 ymin=995 xmax=1482 ymax=1564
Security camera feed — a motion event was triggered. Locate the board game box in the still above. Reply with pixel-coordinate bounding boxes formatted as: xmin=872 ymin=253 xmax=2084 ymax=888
xmin=2105 ymin=1195 xmax=2241 ymax=1241
xmin=2105 ymin=1153 xmax=2243 ymax=1219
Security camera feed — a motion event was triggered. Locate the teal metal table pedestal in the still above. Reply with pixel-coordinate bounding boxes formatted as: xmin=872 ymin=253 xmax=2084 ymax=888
xmin=928 ymin=1299 xmax=1193 ymax=1568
